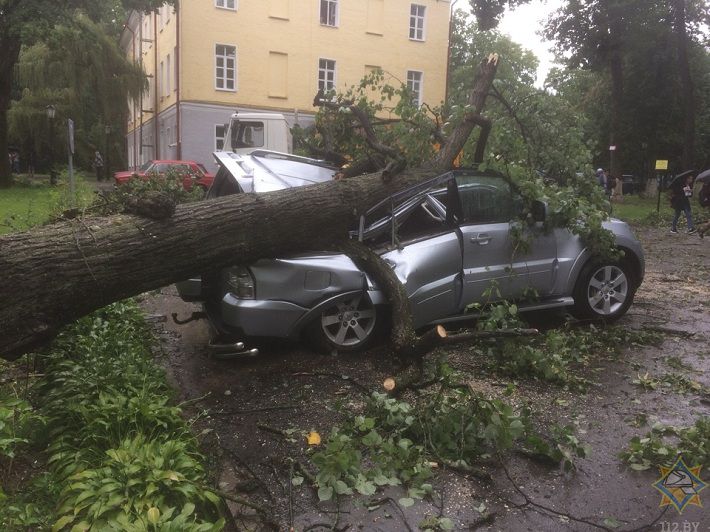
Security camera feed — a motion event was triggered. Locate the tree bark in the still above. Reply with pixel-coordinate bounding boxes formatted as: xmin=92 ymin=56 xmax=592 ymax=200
xmin=0 ymin=57 xmax=500 ymax=361
xmin=671 ymin=0 xmax=695 ymax=169
xmin=0 ymin=35 xmax=21 ymax=187
xmin=606 ymin=2 xmax=624 ymax=185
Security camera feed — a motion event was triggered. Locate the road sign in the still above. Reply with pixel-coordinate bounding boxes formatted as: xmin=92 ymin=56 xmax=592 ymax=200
xmin=655 ymin=160 xmax=668 ymax=170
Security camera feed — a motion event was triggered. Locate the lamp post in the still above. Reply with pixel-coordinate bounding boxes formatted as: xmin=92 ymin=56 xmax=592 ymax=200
xmin=46 ymin=105 xmax=57 ymax=185
xmin=104 ymin=124 xmax=111 ymax=181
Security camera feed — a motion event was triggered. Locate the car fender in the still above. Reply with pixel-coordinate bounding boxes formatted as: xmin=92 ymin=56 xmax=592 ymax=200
xmin=287 ymin=289 xmax=375 ymax=339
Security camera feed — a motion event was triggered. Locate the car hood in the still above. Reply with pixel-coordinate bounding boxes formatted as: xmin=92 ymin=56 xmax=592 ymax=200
xmin=213 ymin=150 xmax=338 ymax=193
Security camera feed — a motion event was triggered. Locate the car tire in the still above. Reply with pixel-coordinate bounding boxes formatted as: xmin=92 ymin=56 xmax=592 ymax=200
xmin=572 ymin=260 xmax=635 ymax=322
xmin=309 ymin=293 xmax=380 ymax=353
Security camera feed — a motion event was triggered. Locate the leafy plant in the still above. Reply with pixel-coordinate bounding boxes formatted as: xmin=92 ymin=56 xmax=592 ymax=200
xmin=53 ymin=435 xmax=223 ymax=531
xmin=0 ymin=395 xmax=41 ymax=461
xmin=620 ymin=417 xmax=710 ymax=470
xmin=4 ymin=300 xmax=229 ymax=530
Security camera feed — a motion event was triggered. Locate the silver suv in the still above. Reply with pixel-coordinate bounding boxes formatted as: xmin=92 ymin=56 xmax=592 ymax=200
xmin=177 ymin=152 xmax=644 ymax=352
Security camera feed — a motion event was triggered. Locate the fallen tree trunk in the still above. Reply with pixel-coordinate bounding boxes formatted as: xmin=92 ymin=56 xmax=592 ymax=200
xmin=0 ymin=56 xmax=499 ymax=361
xmin=0 ymin=168 xmax=428 ymax=360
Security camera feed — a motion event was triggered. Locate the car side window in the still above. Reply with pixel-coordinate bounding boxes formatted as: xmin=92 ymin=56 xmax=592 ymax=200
xmin=397 ymin=200 xmax=449 ymax=242
xmin=455 ymin=175 xmax=517 ymax=224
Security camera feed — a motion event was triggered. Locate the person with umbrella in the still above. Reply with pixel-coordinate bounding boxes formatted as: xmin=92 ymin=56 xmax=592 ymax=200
xmin=669 ymin=171 xmax=696 ymax=234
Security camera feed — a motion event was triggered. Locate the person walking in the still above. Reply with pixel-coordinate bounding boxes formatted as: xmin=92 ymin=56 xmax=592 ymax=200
xmin=93 ymin=151 xmax=104 ymax=181
xmin=670 ymin=174 xmax=696 ymax=234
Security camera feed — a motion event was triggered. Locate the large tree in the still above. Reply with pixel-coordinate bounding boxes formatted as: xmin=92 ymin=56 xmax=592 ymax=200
xmin=0 ymin=0 xmax=168 ymax=186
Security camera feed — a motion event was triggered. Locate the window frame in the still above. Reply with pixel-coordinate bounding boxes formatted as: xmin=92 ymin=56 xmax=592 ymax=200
xmin=320 ymin=0 xmax=339 ymax=27
xmin=215 ymin=43 xmax=237 ymax=92
xmin=406 ymin=70 xmax=423 ymax=107
xmin=318 ymin=57 xmax=337 ymax=92
xmin=409 ymin=4 xmax=426 ymax=41
xmin=215 ymin=0 xmax=237 ymax=11
xmin=215 ymin=124 xmax=226 ymax=151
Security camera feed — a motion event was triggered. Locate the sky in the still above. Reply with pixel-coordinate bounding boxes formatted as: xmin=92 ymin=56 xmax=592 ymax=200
xmin=497 ymin=0 xmax=566 ymax=85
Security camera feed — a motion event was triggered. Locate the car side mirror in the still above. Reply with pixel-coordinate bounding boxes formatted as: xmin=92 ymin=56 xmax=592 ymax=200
xmin=531 ymin=200 xmax=547 ymax=223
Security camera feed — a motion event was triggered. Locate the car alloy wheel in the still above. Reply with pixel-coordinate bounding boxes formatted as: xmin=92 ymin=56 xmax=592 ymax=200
xmin=319 ymin=294 xmax=377 ymax=350
xmin=574 ymin=262 xmax=632 ymax=320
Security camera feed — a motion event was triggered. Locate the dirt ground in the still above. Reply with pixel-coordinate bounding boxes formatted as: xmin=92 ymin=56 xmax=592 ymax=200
xmin=140 ymin=225 xmax=709 ymax=531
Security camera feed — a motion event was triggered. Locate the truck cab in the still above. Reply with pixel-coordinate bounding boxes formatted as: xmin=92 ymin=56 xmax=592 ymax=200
xmin=222 ymin=111 xmax=293 ymax=155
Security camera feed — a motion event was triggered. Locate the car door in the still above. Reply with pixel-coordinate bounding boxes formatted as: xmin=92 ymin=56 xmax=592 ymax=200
xmin=456 ymin=174 xmax=527 ymax=307
xmin=377 ymin=189 xmax=463 ymax=328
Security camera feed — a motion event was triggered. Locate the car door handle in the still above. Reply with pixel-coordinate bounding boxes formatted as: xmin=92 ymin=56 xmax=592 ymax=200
xmin=470 ymin=233 xmax=492 ymax=245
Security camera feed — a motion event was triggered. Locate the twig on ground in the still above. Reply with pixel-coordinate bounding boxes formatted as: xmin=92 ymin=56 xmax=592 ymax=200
xmin=211 ymin=404 xmax=299 ymax=416
xmin=292 ymin=371 xmax=371 ymax=394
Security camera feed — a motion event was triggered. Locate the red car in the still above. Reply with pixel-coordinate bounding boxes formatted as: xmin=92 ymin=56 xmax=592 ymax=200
xmin=113 ymin=160 xmax=214 ymax=191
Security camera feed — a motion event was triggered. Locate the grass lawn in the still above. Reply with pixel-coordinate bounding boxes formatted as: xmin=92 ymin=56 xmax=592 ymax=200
xmin=611 ymin=193 xmax=671 ymax=223
xmin=0 ymin=173 xmax=96 ymax=234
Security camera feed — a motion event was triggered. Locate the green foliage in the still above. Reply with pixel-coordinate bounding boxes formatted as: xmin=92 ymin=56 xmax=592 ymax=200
xmin=303 ymin=69 xmax=440 ymax=171
xmin=53 ymin=436 xmax=222 ymax=531
xmin=475 ymin=308 xmax=662 ymax=389
xmin=0 ymin=396 xmax=42 ymax=461
xmin=449 ymin=11 xmax=593 ymax=177
xmin=311 ymin=396 xmax=431 ymax=502
xmin=0 ymin=473 xmax=60 ymax=530
xmin=310 ymin=365 xmax=593 ymax=501
xmin=620 ymin=417 xmax=710 ymax=470
xmin=632 ymin=372 xmax=706 ymax=395
xmin=20 ymin=301 xmax=226 ymax=530
xmin=515 ymin=172 xmax=620 ymax=261
xmin=524 ymin=425 xmax=592 ymax=472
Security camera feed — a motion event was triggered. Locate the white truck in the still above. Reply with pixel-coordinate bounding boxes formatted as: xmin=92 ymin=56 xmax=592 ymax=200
xmin=221 ymin=111 xmax=293 ymax=155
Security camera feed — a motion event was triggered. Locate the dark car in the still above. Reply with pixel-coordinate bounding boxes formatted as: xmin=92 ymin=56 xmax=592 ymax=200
xmin=114 ymin=160 xmax=214 ymax=191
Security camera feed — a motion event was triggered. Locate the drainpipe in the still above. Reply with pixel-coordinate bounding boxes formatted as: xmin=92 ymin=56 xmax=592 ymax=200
xmin=154 ymin=10 xmax=159 ymax=159
xmin=123 ymin=22 xmax=138 ymax=170
xmin=139 ymin=12 xmax=144 ymax=165
xmin=175 ymin=1 xmax=181 ymax=159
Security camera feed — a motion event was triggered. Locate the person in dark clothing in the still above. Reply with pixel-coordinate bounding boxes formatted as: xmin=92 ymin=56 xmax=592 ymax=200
xmin=93 ymin=151 xmax=104 ymax=181
xmin=670 ymin=174 xmax=696 ymax=234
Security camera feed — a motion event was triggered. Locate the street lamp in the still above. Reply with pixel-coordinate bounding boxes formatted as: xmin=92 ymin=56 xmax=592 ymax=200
xmin=104 ymin=124 xmax=111 ymax=181
xmin=46 ymin=105 xmax=57 ymax=185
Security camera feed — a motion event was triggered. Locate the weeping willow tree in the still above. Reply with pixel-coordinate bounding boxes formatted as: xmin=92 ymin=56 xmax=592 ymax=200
xmin=8 ymin=13 xmax=147 ymax=174
xmin=0 ymin=0 xmax=171 ymax=187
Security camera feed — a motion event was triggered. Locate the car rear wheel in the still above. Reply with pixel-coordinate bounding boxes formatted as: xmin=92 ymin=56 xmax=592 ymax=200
xmin=310 ymin=293 xmax=379 ymax=352
xmin=572 ymin=261 xmax=634 ymax=321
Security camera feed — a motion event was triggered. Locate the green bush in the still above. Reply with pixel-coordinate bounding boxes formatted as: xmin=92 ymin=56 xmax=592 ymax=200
xmin=3 ymin=301 xmax=226 ymax=531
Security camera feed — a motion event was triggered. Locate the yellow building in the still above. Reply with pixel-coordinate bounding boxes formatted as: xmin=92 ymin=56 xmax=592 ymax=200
xmin=120 ymin=0 xmax=452 ymax=171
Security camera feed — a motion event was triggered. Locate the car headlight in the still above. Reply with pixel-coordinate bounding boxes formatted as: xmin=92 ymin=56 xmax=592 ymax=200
xmin=227 ymin=266 xmax=255 ymax=299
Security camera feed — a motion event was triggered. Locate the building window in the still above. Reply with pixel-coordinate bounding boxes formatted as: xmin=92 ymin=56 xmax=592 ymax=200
xmin=166 ymin=53 xmax=171 ymax=95
xmin=320 ymin=0 xmax=338 ymax=26
xmin=407 ymin=70 xmax=423 ymax=106
xmin=318 ymin=58 xmax=336 ymax=92
xmin=215 ymin=44 xmax=237 ymax=91
xmin=215 ymin=124 xmax=226 ymax=150
xmin=409 ymin=4 xmax=426 ymax=41
xmin=215 ymin=0 xmax=237 ymax=10
xmin=159 ymin=61 xmax=164 ymax=98
xmin=173 ymin=46 xmax=178 ymax=91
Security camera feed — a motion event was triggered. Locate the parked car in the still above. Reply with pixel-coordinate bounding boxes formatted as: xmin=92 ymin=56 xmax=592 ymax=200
xmin=177 ymin=152 xmax=645 ymax=353
xmin=113 ymin=160 xmax=214 ymax=191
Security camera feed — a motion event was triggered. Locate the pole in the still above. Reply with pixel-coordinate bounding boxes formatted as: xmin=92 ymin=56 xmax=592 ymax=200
xmin=67 ymin=119 xmax=75 ymax=207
